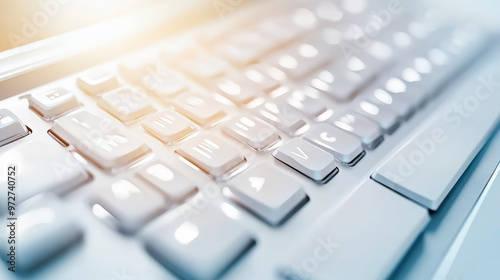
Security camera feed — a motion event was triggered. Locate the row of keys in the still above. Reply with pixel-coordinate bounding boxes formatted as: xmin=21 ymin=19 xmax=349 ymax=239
xmin=144 ymin=110 xmax=281 ymax=152
xmin=144 ymin=164 xmax=309 ymax=280
xmin=340 ymin=25 xmax=484 ymax=141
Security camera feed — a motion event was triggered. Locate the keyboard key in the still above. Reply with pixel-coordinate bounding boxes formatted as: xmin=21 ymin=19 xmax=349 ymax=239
xmin=279 ymin=88 xmax=327 ymax=118
xmin=352 ymin=100 xmax=400 ymax=134
xmin=254 ymin=101 xmax=307 ymax=136
xmin=0 ymin=108 xmax=29 ymax=146
xmin=221 ymin=115 xmax=280 ymax=151
xmin=142 ymin=110 xmax=196 ymax=145
xmin=179 ymin=56 xmax=226 ymax=79
xmin=0 ymin=195 xmax=83 ymax=272
xmin=363 ymin=87 xmax=414 ymax=120
xmin=244 ymin=64 xmax=280 ymax=93
xmin=268 ymin=42 xmax=331 ymax=80
xmin=176 ymin=133 xmax=245 ymax=178
xmin=384 ymin=77 xmax=422 ymax=109
xmin=142 ymin=71 xmax=187 ymax=99
xmin=51 ymin=111 xmax=151 ymax=171
xmin=174 ymin=93 xmax=226 ymax=126
xmin=330 ymin=111 xmax=384 ymax=149
xmin=98 ymin=87 xmax=154 ymax=123
xmin=77 ymin=66 xmax=120 ymax=96
xmin=143 ymin=202 xmax=254 ymax=280
xmin=272 ymin=138 xmax=338 ymax=183
xmin=118 ymin=57 xmax=155 ymax=83
xmin=347 ymin=53 xmax=392 ymax=84
xmin=258 ymin=13 xmax=306 ymax=43
xmin=92 ymin=179 xmax=166 ymax=234
xmin=226 ymin=162 xmax=308 ymax=225
xmin=158 ymin=39 xmax=195 ymax=65
xmin=303 ymin=123 xmax=364 ymax=166
xmin=137 ymin=161 xmax=197 ymax=203
xmin=214 ymin=30 xmax=274 ymax=65
xmin=372 ymin=59 xmax=500 ymax=209
xmin=279 ymin=180 xmax=429 ymax=280
xmin=0 ymin=140 xmax=90 ymax=204
xmin=310 ymin=67 xmax=364 ymax=101
xmin=29 ymin=87 xmax=79 ymax=119
xmin=214 ymin=75 xmax=261 ymax=105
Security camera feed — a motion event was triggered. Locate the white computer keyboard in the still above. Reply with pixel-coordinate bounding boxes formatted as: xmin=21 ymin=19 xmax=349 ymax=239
xmin=1 ymin=0 xmax=499 ymax=279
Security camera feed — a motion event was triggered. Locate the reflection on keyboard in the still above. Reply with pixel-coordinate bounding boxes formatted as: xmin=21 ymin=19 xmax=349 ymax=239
xmin=0 ymin=0 xmax=493 ymax=279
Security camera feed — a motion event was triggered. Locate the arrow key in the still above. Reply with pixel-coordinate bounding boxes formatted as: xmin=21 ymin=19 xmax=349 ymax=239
xmin=226 ymin=162 xmax=308 ymax=226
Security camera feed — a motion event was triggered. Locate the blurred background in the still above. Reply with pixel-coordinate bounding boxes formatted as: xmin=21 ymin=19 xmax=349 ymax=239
xmin=0 ymin=0 xmax=163 ymax=52
xmin=1 ymin=0 xmax=500 ymax=53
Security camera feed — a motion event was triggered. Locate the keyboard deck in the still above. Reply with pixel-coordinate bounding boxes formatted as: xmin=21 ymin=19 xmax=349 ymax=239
xmin=0 ymin=0 xmax=498 ymax=279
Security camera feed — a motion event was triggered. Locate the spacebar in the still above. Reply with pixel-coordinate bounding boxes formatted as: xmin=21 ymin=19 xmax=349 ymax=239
xmin=372 ymin=57 xmax=500 ymax=210
xmin=279 ymin=180 xmax=429 ymax=280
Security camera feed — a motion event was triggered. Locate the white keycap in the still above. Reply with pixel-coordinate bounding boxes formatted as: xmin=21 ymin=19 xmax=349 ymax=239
xmin=29 ymin=87 xmax=79 ymax=119
xmin=98 ymin=87 xmax=154 ymax=123
xmin=254 ymin=101 xmax=307 ymax=136
xmin=0 ymin=195 xmax=83 ymax=272
xmin=176 ymin=133 xmax=245 ymax=178
xmin=364 ymin=88 xmax=414 ymax=120
xmin=92 ymin=179 xmax=165 ymax=234
xmin=347 ymin=53 xmax=391 ymax=83
xmin=51 ymin=111 xmax=151 ymax=171
xmin=269 ymin=42 xmax=331 ymax=80
xmin=310 ymin=67 xmax=364 ymax=101
xmin=0 ymin=108 xmax=28 ymax=146
xmin=143 ymin=202 xmax=254 ymax=280
xmin=384 ymin=77 xmax=422 ymax=110
xmin=137 ymin=161 xmax=197 ymax=203
xmin=303 ymin=123 xmax=364 ymax=165
xmin=221 ymin=115 xmax=280 ymax=151
xmin=179 ymin=57 xmax=226 ymax=79
xmin=214 ymin=30 xmax=274 ymax=65
xmin=118 ymin=57 xmax=155 ymax=83
xmin=273 ymin=138 xmax=338 ymax=182
xmin=244 ymin=64 xmax=280 ymax=93
xmin=142 ymin=110 xmax=196 ymax=145
xmin=158 ymin=39 xmax=195 ymax=65
xmin=142 ymin=71 xmax=187 ymax=99
xmin=0 ymin=140 xmax=90 ymax=204
xmin=226 ymin=162 xmax=308 ymax=225
xmin=214 ymin=75 xmax=261 ymax=105
xmin=352 ymin=100 xmax=400 ymax=134
xmin=258 ymin=14 xmax=306 ymax=44
xmin=279 ymin=88 xmax=327 ymax=118
xmin=174 ymin=93 xmax=226 ymax=126
xmin=77 ymin=66 xmax=119 ymax=96
xmin=330 ymin=111 xmax=384 ymax=149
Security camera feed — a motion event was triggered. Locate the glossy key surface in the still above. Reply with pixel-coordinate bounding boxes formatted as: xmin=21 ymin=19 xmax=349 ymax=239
xmin=143 ymin=202 xmax=254 ymax=280
xmin=226 ymin=162 xmax=308 ymax=225
xmin=51 ymin=111 xmax=151 ymax=171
